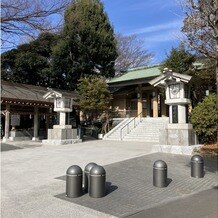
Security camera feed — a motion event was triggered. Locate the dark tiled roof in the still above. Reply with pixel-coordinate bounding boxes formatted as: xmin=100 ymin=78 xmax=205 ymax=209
xmin=1 ymin=81 xmax=78 ymax=104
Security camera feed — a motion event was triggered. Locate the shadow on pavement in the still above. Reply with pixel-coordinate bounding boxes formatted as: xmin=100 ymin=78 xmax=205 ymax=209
xmin=1 ymin=143 xmax=23 ymax=152
xmin=186 ymin=158 xmax=218 ymax=174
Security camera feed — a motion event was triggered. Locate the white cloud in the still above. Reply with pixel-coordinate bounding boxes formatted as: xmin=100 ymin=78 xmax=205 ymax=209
xmin=143 ymin=31 xmax=183 ymax=43
xmin=124 ymin=0 xmax=176 ymax=12
xmin=130 ymin=20 xmax=182 ymax=35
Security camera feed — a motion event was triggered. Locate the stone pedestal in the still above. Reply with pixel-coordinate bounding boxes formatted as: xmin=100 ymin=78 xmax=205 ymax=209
xmin=159 ymin=124 xmax=197 ymax=146
xmin=42 ymin=125 xmax=79 ymax=145
xmin=47 ymin=126 xmax=77 ymax=140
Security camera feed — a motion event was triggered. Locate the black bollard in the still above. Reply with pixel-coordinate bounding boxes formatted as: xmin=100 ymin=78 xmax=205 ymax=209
xmin=191 ymin=155 xmax=204 ymax=178
xmin=153 ymin=160 xmax=167 ymax=188
xmin=66 ymin=165 xmax=83 ymax=198
xmin=89 ymin=165 xmax=106 ymax=198
xmin=83 ymin=162 xmax=97 ymax=193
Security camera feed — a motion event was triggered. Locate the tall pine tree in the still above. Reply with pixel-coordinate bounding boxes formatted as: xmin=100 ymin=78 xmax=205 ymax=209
xmin=51 ymin=0 xmax=118 ymax=90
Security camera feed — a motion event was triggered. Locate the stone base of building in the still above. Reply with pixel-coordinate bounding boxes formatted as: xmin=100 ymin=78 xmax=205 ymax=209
xmin=9 ymin=136 xmax=31 ymax=141
xmin=152 ymin=144 xmax=202 ymax=155
xmin=42 ymin=138 xmax=82 ymax=145
xmin=159 ymin=124 xmax=198 ymax=146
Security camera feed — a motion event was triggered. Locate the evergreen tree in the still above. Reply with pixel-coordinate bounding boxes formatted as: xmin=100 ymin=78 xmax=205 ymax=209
xmin=51 ymin=0 xmax=118 ymax=90
xmin=161 ymin=44 xmax=195 ymax=74
xmin=77 ymin=76 xmax=112 ymax=123
xmin=162 ymin=44 xmax=216 ymax=106
xmin=1 ymin=32 xmax=58 ymax=87
xmin=191 ymin=94 xmax=218 ymax=144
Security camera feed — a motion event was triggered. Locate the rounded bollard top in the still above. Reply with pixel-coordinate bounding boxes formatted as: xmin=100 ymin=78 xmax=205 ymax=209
xmin=84 ymin=162 xmax=97 ymax=172
xmin=66 ymin=165 xmax=82 ymax=175
xmin=90 ymin=165 xmax=106 ymax=176
xmin=153 ymin=160 xmax=167 ymax=169
xmin=191 ymin=155 xmax=204 ymax=163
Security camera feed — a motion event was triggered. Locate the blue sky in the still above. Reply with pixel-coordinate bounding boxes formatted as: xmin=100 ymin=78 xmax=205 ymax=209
xmin=2 ymin=0 xmax=184 ymax=64
xmin=102 ymin=0 xmax=184 ymax=64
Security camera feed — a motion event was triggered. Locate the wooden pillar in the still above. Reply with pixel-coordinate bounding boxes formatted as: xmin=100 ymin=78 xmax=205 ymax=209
xmin=3 ymin=104 xmax=10 ymax=142
xmin=32 ymin=106 xmax=39 ymax=141
xmin=146 ymin=94 xmax=151 ymax=117
xmin=124 ymin=97 xmax=127 ymax=117
xmin=161 ymin=94 xmax=167 ymax=117
xmin=152 ymin=90 xmax=158 ymax=117
xmin=137 ymin=84 xmax=143 ymax=116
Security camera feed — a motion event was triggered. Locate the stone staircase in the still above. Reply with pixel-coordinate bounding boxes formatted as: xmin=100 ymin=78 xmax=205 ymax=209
xmin=103 ymin=118 xmax=131 ymax=141
xmin=9 ymin=130 xmax=32 ymax=141
xmin=103 ymin=117 xmax=169 ymax=142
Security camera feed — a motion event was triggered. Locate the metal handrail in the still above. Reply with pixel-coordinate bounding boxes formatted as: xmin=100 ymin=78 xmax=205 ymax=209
xmin=120 ymin=112 xmax=143 ymax=140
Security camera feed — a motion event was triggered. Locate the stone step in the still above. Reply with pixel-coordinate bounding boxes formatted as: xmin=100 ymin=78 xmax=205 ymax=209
xmin=9 ymin=136 xmax=31 ymax=141
xmin=104 ymin=117 xmax=169 ymax=142
xmin=125 ymin=135 xmax=159 ymax=139
xmin=123 ymin=138 xmax=159 ymax=142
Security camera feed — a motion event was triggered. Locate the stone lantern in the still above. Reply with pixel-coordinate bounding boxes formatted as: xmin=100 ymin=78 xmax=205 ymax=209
xmin=164 ymin=69 xmax=191 ymax=125
xmin=54 ymin=97 xmax=72 ymax=127
xmin=42 ymin=89 xmax=77 ymax=145
xmin=149 ymin=68 xmax=196 ymax=146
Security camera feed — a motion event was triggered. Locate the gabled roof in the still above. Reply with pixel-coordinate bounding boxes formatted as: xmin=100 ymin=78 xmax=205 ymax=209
xmin=43 ymin=89 xmax=64 ymax=99
xmin=108 ymin=65 xmax=162 ymax=86
xmin=149 ymin=69 xmax=192 ymax=87
xmin=1 ymin=81 xmax=78 ymax=104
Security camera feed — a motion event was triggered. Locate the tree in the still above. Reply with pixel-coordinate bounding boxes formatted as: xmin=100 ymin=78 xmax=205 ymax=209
xmin=162 ymin=44 xmax=195 ymax=74
xmin=1 ymin=0 xmax=69 ymax=49
xmin=191 ymin=94 xmax=218 ymax=143
xmin=51 ymin=0 xmax=118 ymax=90
xmin=77 ymin=76 xmax=112 ymax=124
xmin=115 ymin=33 xmax=153 ymax=74
xmin=1 ymin=32 xmax=58 ymax=86
xmin=181 ymin=0 xmax=218 ymax=93
xmin=162 ymin=44 xmax=216 ymax=106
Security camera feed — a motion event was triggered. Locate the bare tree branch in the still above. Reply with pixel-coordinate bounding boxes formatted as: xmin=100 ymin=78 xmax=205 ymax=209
xmin=1 ymin=0 xmax=70 ymax=48
xmin=115 ymin=33 xmax=153 ymax=74
xmin=181 ymin=0 xmax=218 ymax=94
xmin=181 ymin=0 xmax=217 ymax=59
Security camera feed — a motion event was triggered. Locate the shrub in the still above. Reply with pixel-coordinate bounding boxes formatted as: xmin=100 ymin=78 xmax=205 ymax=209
xmin=191 ymin=93 xmax=218 ymax=143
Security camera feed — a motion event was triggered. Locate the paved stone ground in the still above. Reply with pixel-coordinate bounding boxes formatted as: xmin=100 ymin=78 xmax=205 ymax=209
xmin=128 ymin=188 xmax=218 ymax=218
xmin=1 ymin=139 xmax=155 ymax=218
xmin=1 ymin=140 xmax=217 ymax=218
xmin=56 ymin=153 xmax=218 ymax=217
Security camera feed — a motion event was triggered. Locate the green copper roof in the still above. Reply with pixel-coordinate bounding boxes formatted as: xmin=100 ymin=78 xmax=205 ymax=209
xmin=108 ymin=65 xmax=162 ymax=84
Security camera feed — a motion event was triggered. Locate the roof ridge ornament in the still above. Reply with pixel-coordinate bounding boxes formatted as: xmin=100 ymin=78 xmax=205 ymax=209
xmin=149 ymin=69 xmax=192 ymax=87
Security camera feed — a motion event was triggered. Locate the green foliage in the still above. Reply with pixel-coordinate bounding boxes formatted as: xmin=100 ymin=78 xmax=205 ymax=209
xmin=51 ymin=0 xmax=118 ymax=90
xmin=189 ymin=59 xmax=216 ymax=106
xmin=1 ymin=32 xmax=58 ymax=87
xmin=162 ymin=44 xmax=216 ymax=106
xmin=77 ymin=76 xmax=112 ymax=122
xmin=191 ymin=94 xmax=218 ymax=144
xmin=161 ymin=44 xmax=195 ymax=74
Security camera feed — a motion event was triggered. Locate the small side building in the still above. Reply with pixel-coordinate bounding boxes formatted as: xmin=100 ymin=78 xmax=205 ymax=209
xmin=1 ymin=81 xmax=78 ymax=141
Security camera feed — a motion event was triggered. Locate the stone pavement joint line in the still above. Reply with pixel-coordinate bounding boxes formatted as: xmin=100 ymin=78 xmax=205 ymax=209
xmin=56 ymin=153 xmax=218 ymax=217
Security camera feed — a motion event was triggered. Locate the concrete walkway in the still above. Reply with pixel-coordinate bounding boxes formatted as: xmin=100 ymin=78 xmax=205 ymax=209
xmin=1 ymin=140 xmax=217 ymax=218
xmin=1 ymin=139 xmax=155 ymax=218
